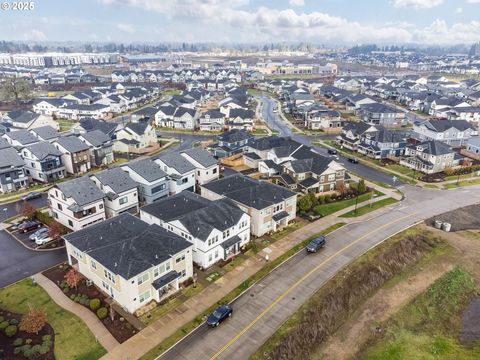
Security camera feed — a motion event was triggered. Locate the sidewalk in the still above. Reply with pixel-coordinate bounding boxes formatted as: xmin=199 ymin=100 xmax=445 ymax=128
xmin=101 ymin=194 xmax=400 ymax=360
xmin=33 ymin=273 xmax=119 ymax=352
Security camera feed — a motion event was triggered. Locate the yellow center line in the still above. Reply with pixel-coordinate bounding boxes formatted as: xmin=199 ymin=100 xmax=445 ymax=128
xmin=210 ymin=212 xmax=418 ymax=360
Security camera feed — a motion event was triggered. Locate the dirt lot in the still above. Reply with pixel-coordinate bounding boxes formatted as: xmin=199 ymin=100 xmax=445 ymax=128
xmin=427 ymin=203 xmax=480 ymax=231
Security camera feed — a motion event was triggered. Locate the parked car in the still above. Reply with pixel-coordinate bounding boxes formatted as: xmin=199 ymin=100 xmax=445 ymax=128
xmin=306 ymin=235 xmax=326 ymax=253
xmin=29 ymin=227 xmax=48 ymax=241
xmin=18 ymin=220 xmax=41 ymax=233
xmin=21 ymin=192 xmax=42 ymax=201
xmin=327 ymin=149 xmax=338 ymax=155
xmin=348 ymin=157 xmax=359 ymax=164
xmin=207 ymin=304 xmax=233 ymax=327
xmin=35 ymin=235 xmax=52 ymax=246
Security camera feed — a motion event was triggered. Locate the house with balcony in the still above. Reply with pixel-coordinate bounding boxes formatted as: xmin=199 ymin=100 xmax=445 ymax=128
xmin=0 ymin=147 xmax=29 ymax=193
xmin=21 ymin=141 xmax=66 ymax=183
xmin=359 ymin=103 xmax=406 ymax=127
xmin=357 ymin=127 xmax=407 ymax=159
xmin=90 ymin=167 xmax=139 ymax=218
xmin=140 ymin=191 xmax=250 ymax=269
xmin=399 ymin=140 xmax=459 ymax=174
xmin=226 ymin=109 xmax=254 ymax=131
xmin=155 ymin=152 xmax=196 ymax=195
xmin=208 ymin=129 xmax=254 ymax=158
xmin=48 ymin=176 xmax=106 ymax=231
xmin=64 ymin=212 xmax=193 ymax=314
xmin=201 ymin=174 xmax=297 ymax=237
xmin=114 ymin=121 xmax=158 ymax=154
xmin=180 ymin=148 xmax=219 ymax=186
xmin=121 ymin=159 xmax=168 ymax=204
xmin=337 ymin=122 xmax=379 ymax=151
xmin=54 ymin=136 xmax=92 ymax=175
xmin=304 ymin=107 xmax=343 ymax=131
xmin=198 ymin=109 xmax=226 ymax=132
xmin=78 ymin=130 xmax=115 ymax=166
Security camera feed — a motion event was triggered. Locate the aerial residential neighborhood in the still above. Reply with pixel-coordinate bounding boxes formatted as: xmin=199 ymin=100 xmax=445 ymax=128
xmin=1 ymin=1 xmax=480 ymax=360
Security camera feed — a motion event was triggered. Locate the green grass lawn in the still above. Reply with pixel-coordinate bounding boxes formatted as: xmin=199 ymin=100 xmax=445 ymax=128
xmin=139 ymin=297 xmax=183 ymax=326
xmin=313 ymin=192 xmax=379 ymax=217
xmin=55 ymin=118 xmax=77 ymax=132
xmin=363 ymin=267 xmax=478 ymax=360
xmin=0 ymin=279 xmax=106 ymax=360
xmin=444 ymin=178 xmax=480 ymax=189
xmin=444 ymin=173 xmax=480 ymax=182
xmin=340 ymin=197 xmax=398 ymax=218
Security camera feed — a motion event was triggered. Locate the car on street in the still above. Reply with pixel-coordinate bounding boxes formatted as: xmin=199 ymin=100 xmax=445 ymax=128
xmin=327 ymin=149 xmax=338 ymax=155
xmin=348 ymin=157 xmax=359 ymax=164
xmin=29 ymin=227 xmax=48 ymax=241
xmin=35 ymin=235 xmax=52 ymax=246
xmin=207 ymin=304 xmax=233 ymax=327
xmin=21 ymin=192 xmax=42 ymax=201
xmin=18 ymin=220 xmax=41 ymax=233
xmin=306 ymin=235 xmax=326 ymax=253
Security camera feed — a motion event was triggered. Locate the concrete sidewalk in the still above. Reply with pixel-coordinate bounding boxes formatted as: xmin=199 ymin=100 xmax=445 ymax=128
xmin=100 ymin=194 xmax=400 ymax=360
xmin=34 ymin=273 xmax=119 ymax=352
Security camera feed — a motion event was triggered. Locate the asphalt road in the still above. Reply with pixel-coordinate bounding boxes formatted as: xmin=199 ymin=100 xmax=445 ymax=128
xmin=157 ymin=185 xmax=480 ymax=360
xmin=0 ymin=193 xmax=48 ymax=222
xmin=0 ymin=230 xmax=66 ymax=288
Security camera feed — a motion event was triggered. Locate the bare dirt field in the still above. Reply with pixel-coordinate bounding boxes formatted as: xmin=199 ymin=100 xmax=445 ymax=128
xmin=427 ymin=203 xmax=480 ymax=231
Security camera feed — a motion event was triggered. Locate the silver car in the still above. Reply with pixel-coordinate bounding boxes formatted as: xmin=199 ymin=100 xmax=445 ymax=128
xmin=29 ymin=227 xmax=48 ymax=241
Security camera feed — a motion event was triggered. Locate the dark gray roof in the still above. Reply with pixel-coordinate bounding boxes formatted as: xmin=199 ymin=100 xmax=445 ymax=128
xmin=360 ymin=103 xmax=403 ymax=114
xmin=289 ymin=154 xmax=333 ymax=175
xmin=407 ymin=140 xmax=453 ymax=156
xmin=93 ymin=167 xmax=138 ymax=194
xmin=157 ymin=152 xmax=195 ymax=174
xmin=218 ymin=129 xmax=252 ymax=143
xmin=125 ymin=121 xmax=149 ymax=136
xmin=0 ymin=147 xmax=24 ymax=169
xmin=152 ymin=271 xmax=179 ymax=290
xmin=56 ymin=176 xmax=105 ymax=207
xmin=123 ymin=158 xmax=167 ymax=182
xmin=80 ymin=130 xmax=111 ymax=147
xmin=55 ymin=136 xmax=90 ymax=153
xmin=202 ymin=174 xmax=297 ymax=210
xmin=182 ymin=148 xmax=217 ymax=168
xmin=423 ymin=119 xmax=474 ymax=132
xmin=229 ymin=109 xmax=254 ymax=119
xmin=249 ymin=136 xmax=302 ymax=152
xmin=7 ymin=110 xmax=38 ymax=124
xmin=142 ymin=192 xmax=245 ymax=241
xmin=64 ymin=213 xmax=191 ymax=279
xmin=27 ymin=141 xmax=62 ymax=160
xmin=31 ymin=126 xmax=59 ymax=141
xmin=6 ymin=130 xmax=39 ymax=145
xmin=0 ymin=138 xmax=11 ymax=150
xmin=79 ymin=118 xmax=117 ymax=138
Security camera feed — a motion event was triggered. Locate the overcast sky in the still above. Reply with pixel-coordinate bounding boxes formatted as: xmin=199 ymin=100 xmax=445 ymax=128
xmin=1 ymin=0 xmax=480 ymax=45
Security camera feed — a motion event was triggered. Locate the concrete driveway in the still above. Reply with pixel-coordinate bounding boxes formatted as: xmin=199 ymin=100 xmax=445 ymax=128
xmin=0 ymin=230 xmax=66 ymax=288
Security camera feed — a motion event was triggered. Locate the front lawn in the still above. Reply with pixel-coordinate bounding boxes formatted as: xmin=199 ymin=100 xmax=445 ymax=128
xmin=340 ymin=197 xmax=398 ymax=218
xmin=313 ymin=192 xmax=378 ymax=217
xmin=444 ymin=178 xmax=480 ymax=189
xmin=55 ymin=119 xmax=77 ymax=132
xmin=0 ymin=279 xmax=106 ymax=360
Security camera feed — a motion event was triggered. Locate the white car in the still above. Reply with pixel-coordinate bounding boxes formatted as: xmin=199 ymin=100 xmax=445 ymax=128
xmin=29 ymin=227 xmax=48 ymax=241
xmin=35 ymin=235 xmax=52 ymax=246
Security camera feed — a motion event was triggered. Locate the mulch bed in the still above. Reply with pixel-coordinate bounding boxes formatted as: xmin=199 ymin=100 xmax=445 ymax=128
xmin=42 ymin=263 xmax=136 ymax=343
xmin=0 ymin=309 xmax=55 ymax=360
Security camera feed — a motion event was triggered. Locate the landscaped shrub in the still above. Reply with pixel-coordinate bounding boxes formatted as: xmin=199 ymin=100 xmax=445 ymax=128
xmin=42 ymin=334 xmax=51 ymax=342
xmin=9 ymin=319 xmax=19 ymax=325
xmin=5 ymin=325 xmax=17 ymax=337
xmin=74 ymin=296 xmax=81 ymax=303
xmin=97 ymin=307 xmax=108 ymax=320
xmin=0 ymin=316 xmax=4 ymax=323
xmin=39 ymin=343 xmax=50 ymax=355
xmin=70 ymin=294 xmax=75 ymax=300
xmin=63 ymin=287 xmax=69 ymax=294
xmin=0 ymin=320 xmax=9 ymax=330
xmin=25 ymin=339 xmax=32 ymax=344
xmin=19 ymin=308 xmax=47 ymax=334
xmin=12 ymin=338 xmax=23 ymax=347
xmin=89 ymin=298 xmax=101 ymax=311
xmin=324 ymin=194 xmax=332 ymax=203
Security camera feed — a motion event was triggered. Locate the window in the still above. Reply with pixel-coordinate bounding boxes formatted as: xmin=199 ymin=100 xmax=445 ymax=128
xmin=151 ymin=183 xmax=166 ymax=194
xmin=176 ymin=254 xmax=185 ymax=263
xmin=197 ymin=171 xmax=201 ymax=176
xmin=68 ymin=220 xmax=73 ymax=227
xmin=215 ymin=249 xmax=219 ymax=259
xmin=208 ymin=253 xmax=213 ymax=262
xmin=99 ymin=203 xmax=104 ymax=209
xmin=139 ymin=290 xmax=150 ymax=303
xmin=119 ymin=196 xmax=128 ymax=205
xmin=104 ymin=269 xmax=116 ymax=284
xmin=180 ymin=269 xmax=186 ymax=277
xmin=181 ymin=177 xmax=188 ymax=184
xmin=57 ymin=203 xmax=62 ymax=210
xmin=137 ymin=272 xmax=149 ymax=285
xmin=53 ymin=211 xmax=58 ymax=219
xmin=166 ymin=262 xmax=171 ymax=271
xmin=91 ymin=259 xmax=97 ymax=270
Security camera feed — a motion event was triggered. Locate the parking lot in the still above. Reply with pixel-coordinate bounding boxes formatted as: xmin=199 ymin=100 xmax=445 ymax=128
xmin=10 ymin=225 xmax=46 ymax=250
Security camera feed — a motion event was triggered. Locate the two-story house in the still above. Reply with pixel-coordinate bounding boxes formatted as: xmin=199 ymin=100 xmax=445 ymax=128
xmin=114 ymin=121 xmax=157 ymax=154
xmin=49 ymin=176 xmax=106 ymax=231
xmin=359 ymin=103 xmax=405 ymax=127
xmin=399 ymin=140 xmax=459 ymax=174
xmin=201 ymin=174 xmax=297 ymax=237
xmin=21 ymin=142 xmax=66 ymax=183
xmin=90 ymin=167 xmax=139 ymax=218
xmin=180 ymin=148 xmax=219 ymax=186
xmin=155 ymin=152 xmax=196 ymax=195
xmin=0 ymin=147 xmax=29 ymax=193
xmin=122 ymin=159 xmax=169 ymax=204
xmin=3 ymin=130 xmax=39 ymax=149
xmin=208 ymin=129 xmax=254 ymax=158
xmin=337 ymin=122 xmax=379 ymax=151
xmin=54 ymin=136 xmax=92 ymax=175
xmin=412 ymin=119 xmax=477 ymax=147
xmin=198 ymin=109 xmax=226 ymax=132
xmin=29 ymin=126 xmax=60 ymax=143
xmin=304 ymin=108 xmax=343 ymax=131
xmin=357 ymin=127 xmax=407 ymax=159
xmin=64 ymin=213 xmax=193 ymax=314
xmin=140 ymin=192 xmax=250 ymax=269
xmin=78 ymin=130 xmax=115 ymax=166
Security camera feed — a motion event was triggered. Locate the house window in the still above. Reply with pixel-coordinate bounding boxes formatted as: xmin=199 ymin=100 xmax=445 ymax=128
xmin=119 ymin=196 xmax=128 ymax=205
xmin=137 ymin=272 xmax=149 ymax=285
xmin=180 ymin=269 xmax=186 ymax=277
xmin=91 ymin=260 xmax=97 ymax=270
xmin=213 ymin=168 xmax=217 ymax=174
xmin=151 ymin=184 xmax=166 ymax=193
xmin=139 ymin=290 xmax=150 ymax=303
xmin=99 ymin=203 xmax=104 ymax=209
xmin=68 ymin=220 xmax=73 ymax=227
xmin=53 ymin=211 xmax=58 ymax=219
xmin=166 ymin=262 xmax=171 ymax=271
xmin=208 ymin=253 xmax=213 ymax=262
xmin=223 ymin=229 xmax=230 ymax=239
xmin=104 ymin=269 xmax=116 ymax=284
xmin=215 ymin=249 xmax=219 ymax=259
xmin=176 ymin=254 xmax=185 ymax=263
xmin=181 ymin=178 xmax=188 ymax=184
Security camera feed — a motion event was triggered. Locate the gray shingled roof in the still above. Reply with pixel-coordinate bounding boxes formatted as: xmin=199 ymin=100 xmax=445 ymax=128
xmin=0 ymin=147 xmax=24 ymax=169
xmin=55 ymin=136 xmax=90 ymax=153
xmin=157 ymin=152 xmax=195 ymax=174
xmin=93 ymin=167 xmax=138 ymax=194
xmin=27 ymin=141 xmax=62 ymax=160
xmin=6 ymin=130 xmax=39 ymax=145
xmin=123 ymin=158 xmax=167 ymax=182
xmin=182 ymin=148 xmax=217 ymax=168
xmin=80 ymin=130 xmax=111 ymax=147
xmin=31 ymin=126 xmax=59 ymax=141
xmin=64 ymin=213 xmax=192 ymax=279
xmin=56 ymin=176 xmax=105 ymax=207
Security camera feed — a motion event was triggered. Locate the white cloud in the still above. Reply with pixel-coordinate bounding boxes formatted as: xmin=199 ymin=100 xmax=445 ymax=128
xmin=466 ymin=0 xmax=480 ymax=3
xmin=289 ymin=0 xmax=305 ymax=6
xmin=24 ymin=29 xmax=46 ymax=41
xmin=116 ymin=23 xmax=135 ymax=33
xmin=393 ymin=0 xmax=443 ymax=9
xmin=455 ymin=7 xmax=463 ymax=13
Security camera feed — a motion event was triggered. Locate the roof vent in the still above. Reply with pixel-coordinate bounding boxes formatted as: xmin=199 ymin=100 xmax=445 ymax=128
xmin=114 ymin=262 xmax=117 ymax=267
xmin=155 ymin=254 xmax=158 ymax=259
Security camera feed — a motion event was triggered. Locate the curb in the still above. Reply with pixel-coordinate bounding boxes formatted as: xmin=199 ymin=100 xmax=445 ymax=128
xmin=3 ymin=226 xmax=66 ymax=253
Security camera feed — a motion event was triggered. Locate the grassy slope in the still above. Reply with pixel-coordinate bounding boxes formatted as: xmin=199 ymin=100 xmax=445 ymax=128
xmin=0 ymin=279 xmax=106 ymax=360
xmin=340 ymin=198 xmax=398 ymax=218
xmin=313 ymin=192 xmax=380 ymax=217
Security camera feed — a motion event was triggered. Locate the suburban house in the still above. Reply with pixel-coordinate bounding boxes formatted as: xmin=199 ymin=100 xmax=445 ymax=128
xmin=30 ymin=126 xmax=60 ymax=143
xmin=48 ymin=176 xmax=106 ymax=231
xmin=121 ymin=159 xmax=169 ymax=204
xmin=90 ymin=167 xmax=139 ymax=218
xmin=78 ymin=130 xmax=115 ymax=166
xmin=412 ymin=119 xmax=478 ymax=147
xmin=54 ymin=136 xmax=92 ymax=175
xmin=2 ymin=110 xmax=60 ymax=130
xmin=3 ymin=130 xmax=39 ymax=149
xmin=201 ymin=174 xmax=297 ymax=237
xmin=198 ymin=109 xmax=226 ymax=132
xmin=337 ymin=122 xmax=379 ymax=150
xmin=155 ymin=152 xmax=196 ymax=195
xmin=0 ymin=147 xmax=29 ymax=193
xmin=140 ymin=191 xmax=250 ymax=269
xmin=357 ymin=127 xmax=407 ymax=159
xmin=63 ymin=212 xmax=194 ymax=314
xmin=359 ymin=103 xmax=406 ymax=127
xmin=399 ymin=140 xmax=459 ymax=174
xmin=345 ymin=94 xmax=377 ymax=111
xmin=74 ymin=118 xmax=119 ymax=140
xmin=114 ymin=121 xmax=158 ymax=154
xmin=304 ymin=107 xmax=343 ymax=131
xmin=463 ymin=137 xmax=480 ymax=160
xmin=180 ymin=148 xmax=219 ymax=185
xmin=21 ymin=141 xmax=66 ymax=183
xmin=208 ymin=129 xmax=253 ymax=158
xmin=172 ymin=107 xmax=198 ymax=130
xmin=154 ymin=106 xmax=176 ymax=128
xmin=226 ymin=109 xmax=255 ymax=131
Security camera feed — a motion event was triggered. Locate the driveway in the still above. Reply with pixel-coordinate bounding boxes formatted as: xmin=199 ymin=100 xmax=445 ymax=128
xmin=0 ymin=230 xmax=66 ymax=288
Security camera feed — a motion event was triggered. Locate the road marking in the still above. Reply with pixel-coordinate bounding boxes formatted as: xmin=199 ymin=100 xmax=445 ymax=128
xmin=209 ymin=212 xmax=418 ymax=360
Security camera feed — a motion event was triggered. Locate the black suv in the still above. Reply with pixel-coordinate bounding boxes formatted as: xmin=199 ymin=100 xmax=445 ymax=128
xmin=327 ymin=149 xmax=337 ymax=155
xmin=306 ymin=235 xmax=326 ymax=253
